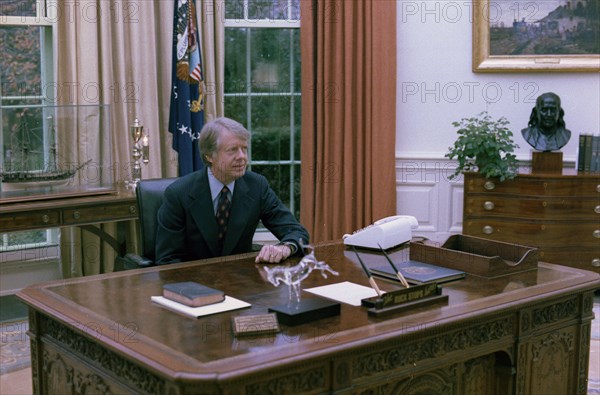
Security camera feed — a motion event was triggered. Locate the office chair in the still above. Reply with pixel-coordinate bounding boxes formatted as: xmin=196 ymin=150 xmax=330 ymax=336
xmin=116 ymin=177 xmax=177 ymax=270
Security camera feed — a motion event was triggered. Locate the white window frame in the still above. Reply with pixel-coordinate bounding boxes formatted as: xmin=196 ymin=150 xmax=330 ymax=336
xmin=1 ymin=0 xmax=59 ymax=261
xmin=224 ymin=0 xmax=301 ymax=218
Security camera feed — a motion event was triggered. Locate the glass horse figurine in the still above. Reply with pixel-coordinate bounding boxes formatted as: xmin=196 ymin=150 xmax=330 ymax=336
xmin=263 ymin=245 xmax=339 ymax=307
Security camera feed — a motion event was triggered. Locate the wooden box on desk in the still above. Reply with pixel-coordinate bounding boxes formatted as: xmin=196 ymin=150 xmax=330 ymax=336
xmin=462 ymin=170 xmax=600 ymax=272
xmin=410 ymin=235 xmax=538 ymax=278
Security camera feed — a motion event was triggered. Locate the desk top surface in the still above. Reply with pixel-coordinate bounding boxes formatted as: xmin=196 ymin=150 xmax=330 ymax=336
xmin=17 ymin=241 xmax=600 ymax=380
xmin=0 ymin=184 xmax=135 ymax=212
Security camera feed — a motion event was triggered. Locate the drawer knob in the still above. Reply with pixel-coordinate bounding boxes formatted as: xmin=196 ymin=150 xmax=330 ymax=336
xmin=597 ymin=185 xmax=600 ymax=193
xmin=482 ymin=225 xmax=494 ymax=235
xmin=129 ymin=205 xmax=136 ymax=214
xmin=484 ymin=181 xmax=495 ymax=191
xmin=73 ymin=211 xmax=81 ymax=220
xmin=592 ymin=259 xmax=600 ymax=268
xmin=483 ymin=201 xmax=495 ymax=211
xmin=41 ymin=215 xmax=50 ymax=223
xmin=595 ymin=205 xmax=600 ymax=214
xmin=593 ymin=230 xmax=600 ymax=239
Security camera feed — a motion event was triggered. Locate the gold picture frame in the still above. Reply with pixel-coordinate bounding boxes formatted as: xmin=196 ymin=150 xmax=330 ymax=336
xmin=473 ymin=0 xmax=600 ymax=72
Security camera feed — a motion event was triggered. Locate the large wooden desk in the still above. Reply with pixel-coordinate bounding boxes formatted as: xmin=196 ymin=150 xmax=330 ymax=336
xmin=0 ymin=186 xmax=137 ymax=255
xmin=17 ymin=241 xmax=600 ymax=395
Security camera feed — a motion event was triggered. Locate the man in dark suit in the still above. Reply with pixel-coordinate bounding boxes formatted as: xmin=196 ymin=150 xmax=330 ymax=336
xmin=155 ymin=117 xmax=309 ymax=265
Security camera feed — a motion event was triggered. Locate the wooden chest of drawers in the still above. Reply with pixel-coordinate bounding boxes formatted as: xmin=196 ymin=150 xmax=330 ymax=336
xmin=463 ymin=170 xmax=600 ymax=272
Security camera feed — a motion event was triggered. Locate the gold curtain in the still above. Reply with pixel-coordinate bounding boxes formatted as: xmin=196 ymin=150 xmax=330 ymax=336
xmin=300 ymin=0 xmax=397 ymax=243
xmin=55 ymin=0 xmax=224 ymax=276
xmin=199 ymin=0 xmax=226 ymax=120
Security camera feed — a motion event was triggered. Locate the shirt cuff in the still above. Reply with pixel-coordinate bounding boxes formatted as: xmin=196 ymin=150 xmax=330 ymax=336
xmin=276 ymin=241 xmax=298 ymax=255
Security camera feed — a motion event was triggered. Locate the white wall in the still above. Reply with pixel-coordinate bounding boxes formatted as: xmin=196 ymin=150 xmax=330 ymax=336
xmin=396 ymin=0 xmax=599 ymax=160
xmin=394 ymin=0 xmax=600 ymax=241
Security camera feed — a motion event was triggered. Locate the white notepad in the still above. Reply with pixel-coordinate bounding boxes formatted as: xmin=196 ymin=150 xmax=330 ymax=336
xmin=151 ymin=295 xmax=251 ymax=318
xmin=304 ymin=281 xmax=380 ymax=306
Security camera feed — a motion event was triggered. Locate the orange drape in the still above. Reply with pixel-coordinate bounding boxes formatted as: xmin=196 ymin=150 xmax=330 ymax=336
xmin=300 ymin=0 xmax=397 ymax=243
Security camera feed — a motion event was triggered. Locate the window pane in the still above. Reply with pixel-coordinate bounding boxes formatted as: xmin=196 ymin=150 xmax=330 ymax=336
xmin=225 ymin=28 xmax=297 ymax=94
xmin=225 ymin=0 xmax=244 ymax=20
xmin=250 ymin=29 xmax=292 ymax=93
xmin=250 ymin=96 xmax=291 ymax=161
xmin=253 ymin=162 xmax=289 ymax=198
xmin=4 ymin=229 xmax=46 ymax=245
xmin=248 ymin=0 xmax=299 ymax=20
xmin=225 ymin=28 xmax=300 ymax=93
xmin=224 ymin=96 xmax=248 ymax=126
xmin=0 ymin=0 xmax=36 ymax=17
xmin=0 ymin=229 xmax=47 ymax=251
xmin=293 ymin=95 xmax=300 ymax=154
xmin=250 ymin=164 xmax=300 ymax=218
xmin=226 ymin=0 xmax=299 ymax=21
xmin=293 ymin=163 xmax=300 ymax=217
xmin=224 ymin=28 xmax=248 ymax=93
xmin=0 ymin=25 xmax=42 ymax=99
xmin=292 ymin=29 xmax=300 ymax=91
xmin=1 ymin=106 xmax=48 ymax=173
xmin=289 ymin=0 xmax=300 ymax=21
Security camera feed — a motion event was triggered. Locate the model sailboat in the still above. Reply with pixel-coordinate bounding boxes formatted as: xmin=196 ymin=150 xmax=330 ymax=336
xmin=1 ymin=114 xmax=90 ymax=188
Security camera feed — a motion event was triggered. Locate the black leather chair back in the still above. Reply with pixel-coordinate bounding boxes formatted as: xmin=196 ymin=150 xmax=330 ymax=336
xmin=136 ymin=178 xmax=177 ymax=261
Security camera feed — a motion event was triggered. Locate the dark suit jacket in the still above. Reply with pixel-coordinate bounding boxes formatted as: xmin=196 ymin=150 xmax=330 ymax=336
xmin=155 ymin=168 xmax=309 ymax=264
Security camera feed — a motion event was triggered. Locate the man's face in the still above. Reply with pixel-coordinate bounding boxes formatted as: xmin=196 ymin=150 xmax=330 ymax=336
xmin=209 ymin=129 xmax=248 ymax=184
xmin=538 ymin=97 xmax=559 ymax=132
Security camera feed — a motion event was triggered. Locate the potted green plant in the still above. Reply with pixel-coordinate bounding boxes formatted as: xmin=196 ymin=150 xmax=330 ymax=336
xmin=445 ymin=111 xmax=519 ymax=181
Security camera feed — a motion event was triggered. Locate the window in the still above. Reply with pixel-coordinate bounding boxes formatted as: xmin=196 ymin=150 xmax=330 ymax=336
xmin=1 ymin=0 xmax=57 ymax=254
xmin=224 ymin=0 xmax=301 ymax=220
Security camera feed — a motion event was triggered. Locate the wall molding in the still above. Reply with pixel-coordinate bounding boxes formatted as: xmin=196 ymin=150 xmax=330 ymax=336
xmin=395 ymin=156 xmax=463 ymax=243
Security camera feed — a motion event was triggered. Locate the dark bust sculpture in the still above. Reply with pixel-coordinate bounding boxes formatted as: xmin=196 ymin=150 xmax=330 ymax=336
xmin=521 ymin=92 xmax=571 ymax=152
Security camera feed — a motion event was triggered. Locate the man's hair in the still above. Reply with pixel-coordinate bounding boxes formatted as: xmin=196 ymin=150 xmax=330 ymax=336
xmin=527 ymin=92 xmax=566 ymax=129
xmin=199 ymin=117 xmax=251 ymax=166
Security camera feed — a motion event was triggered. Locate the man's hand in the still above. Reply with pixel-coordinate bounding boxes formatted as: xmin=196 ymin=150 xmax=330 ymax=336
xmin=255 ymin=244 xmax=292 ymax=263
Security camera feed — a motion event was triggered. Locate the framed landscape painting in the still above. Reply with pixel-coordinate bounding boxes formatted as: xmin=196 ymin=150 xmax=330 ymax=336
xmin=473 ymin=0 xmax=600 ymax=72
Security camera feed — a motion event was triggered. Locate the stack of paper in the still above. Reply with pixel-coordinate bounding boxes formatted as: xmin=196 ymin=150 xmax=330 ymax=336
xmin=304 ymin=281 xmax=379 ymax=306
xmin=151 ymin=295 xmax=250 ymax=318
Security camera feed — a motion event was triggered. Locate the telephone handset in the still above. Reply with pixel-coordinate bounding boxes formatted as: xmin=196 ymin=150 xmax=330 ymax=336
xmin=343 ymin=215 xmax=418 ymax=250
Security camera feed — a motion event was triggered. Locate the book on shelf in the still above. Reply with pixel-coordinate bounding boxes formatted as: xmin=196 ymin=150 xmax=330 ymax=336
xmin=592 ymin=135 xmax=600 ymax=172
xmin=162 ymin=281 xmax=225 ymax=307
xmin=370 ymin=260 xmax=466 ymax=285
xmin=578 ymin=133 xmax=599 ymax=173
xmin=578 ymin=134 xmax=587 ymax=172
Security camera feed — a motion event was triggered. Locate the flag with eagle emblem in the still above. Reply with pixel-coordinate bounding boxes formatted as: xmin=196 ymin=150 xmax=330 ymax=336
xmin=168 ymin=0 xmax=205 ymax=176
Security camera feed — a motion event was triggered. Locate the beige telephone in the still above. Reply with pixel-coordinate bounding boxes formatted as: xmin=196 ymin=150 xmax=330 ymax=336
xmin=342 ymin=215 xmax=418 ymax=250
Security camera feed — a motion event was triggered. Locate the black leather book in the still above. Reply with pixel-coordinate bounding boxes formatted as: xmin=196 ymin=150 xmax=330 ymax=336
xmin=162 ymin=282 xmax=225 ymax=307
